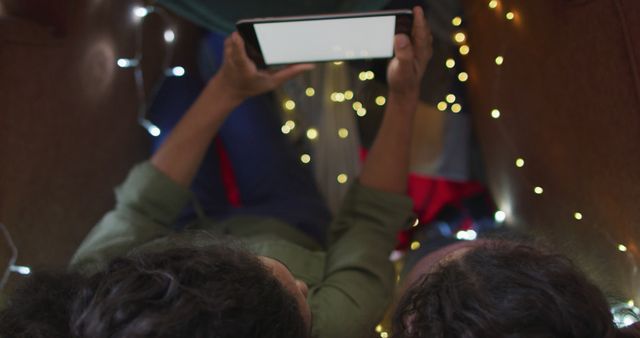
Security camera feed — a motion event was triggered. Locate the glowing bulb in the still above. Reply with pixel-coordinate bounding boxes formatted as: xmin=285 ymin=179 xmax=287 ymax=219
xmin=410 ymin=241 xmax=421 ymax=250
xmin=458 ymin=72 xmax=469 ymax=82
xmin=456 ymin=229 xmax=477 ymax=241
xmin=454 ymin=32 xmax=466 ymax=43
xmin=169 ymin=66 xmax=185 ymax=77
xmin=506 ymin=12 xmax=515 ymax=20
xmin=628 ymin=300 xmax=635 ymax=307
xmin=358 ymin=71 xmax=368 ymax=81
xmin=574 ymin=212 xmax=583 ymax=220
xmin=147 ymin=125 xmax=161 ymax=137
xmin=281 ymin=125 xmax=291 ymax=134
xmin=515 ymin=158 xmax=525 ymax=167
xmin=306 ymin=128 xmax=318 ymax=140
xmin=489 ymin=0 xmax=498 ymax=9
xmin=452 ymin=16 xmax=462 ymax=26
xmin=375 ymin=96 xmax=386 ymax=106
xmin=380 ymin=332 xmax=389 ymax=338
xmin=164 ymin=29 xmax=175 ymax=43
xmin=285 ymin=120 xmax=295 ymax=129
xmin=352 ymin=101 xmax=363 ymax=111
xmin=413 ymin=218 xmax=420 ymax=227
xmin=300 ymin=154 xmax=311 ymax=164
xmin=284 ymin=100 xmax=296 ymax=110
xmin=451 ymin=103 xmax=462 ymax=113
xmin=356 ymin=107 xmax=367 ymax=117
xmin=494 ymin=210 xmax=506 ymax=222
xmin=305 ymin=87 xmax=315 ymax=97
xmin=459 ymin=45 xmax=470 ymax=55
xmin=491 ymin=109 xmax=501 ymax=119
xmin=446 ymin=94 xmax=456 ymax=103
xmin=618 ymin=244 xmax=628 ymax=252
xmin=495 ymin=56 xmax=504 ymax=65
xmin=117 ymin=58 xmax=139 ymax=68
xmin=344 ymin=90 xmax=354 ymax=100
xmin=338 ymin=128 xmax=349 ymax=139
xmin=337 ymin=173 xmax=348 ymax=184
xmin=333 ymin=92 xmax=345 ymax=102
xmin=133 ymin=6 xmax=149 ymax=18
xmin=366 ymin=71 xmax=375 ymax=80
xmin=376 ymin=325 xmax=383 ymax=333
xmin=10 ymin=265 xmax=31 ymax=275
xmin=534 ymin=186 xmax=544 ymax=195
xmin=437 ymin=101 xmax=448 ymax=111
xmin=446 ymin=58 xmax=456 ymax=69
xmin=333 ymin=61 xmax=343 ymax=65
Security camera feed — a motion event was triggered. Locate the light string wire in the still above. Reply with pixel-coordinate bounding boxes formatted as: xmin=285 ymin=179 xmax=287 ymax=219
xmin=0 ymin=223 xmax=19 ymax=290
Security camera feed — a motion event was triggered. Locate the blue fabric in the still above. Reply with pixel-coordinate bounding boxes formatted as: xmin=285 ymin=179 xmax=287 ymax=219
xmin=149 ymin=32 xmax=331 ymax=245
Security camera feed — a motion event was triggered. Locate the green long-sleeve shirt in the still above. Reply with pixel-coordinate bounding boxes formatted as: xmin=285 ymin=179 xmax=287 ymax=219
xmin=70 ymin=161 xmax=414 ymax=338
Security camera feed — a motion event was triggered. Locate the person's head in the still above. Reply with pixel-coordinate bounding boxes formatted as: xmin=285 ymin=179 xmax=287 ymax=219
xmin=70 ymin=246 xmax=310 ymax=338
xmin=393 ymin=240 xmax=629 ymax=338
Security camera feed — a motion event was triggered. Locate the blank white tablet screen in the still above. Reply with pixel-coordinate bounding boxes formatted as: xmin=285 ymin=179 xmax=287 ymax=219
xmin=254 ymin=16 xmax=396 ymax=65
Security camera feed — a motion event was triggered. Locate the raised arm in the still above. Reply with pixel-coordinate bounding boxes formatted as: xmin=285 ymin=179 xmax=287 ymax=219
xmin=359 ymin=6 xmax=432 ymax=194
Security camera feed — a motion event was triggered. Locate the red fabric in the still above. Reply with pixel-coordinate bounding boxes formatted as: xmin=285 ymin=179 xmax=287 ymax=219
xmin=215 ymin=138 xmax=242 ymax=207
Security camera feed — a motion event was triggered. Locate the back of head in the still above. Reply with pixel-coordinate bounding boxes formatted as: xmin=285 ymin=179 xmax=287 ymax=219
xmin=70 ymin=246 xmax=308 ymax=338
xmin=393 ymin=240 xmax=621 ymax=338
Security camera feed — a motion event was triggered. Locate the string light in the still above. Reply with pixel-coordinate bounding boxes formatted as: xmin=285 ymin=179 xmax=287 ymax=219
xmin=331 ymin=92 xmax=346 ymax=102
xmin=456 ymin=229 xmax=478 ymax=241
xmin=281 ymin=125 xmax=292 ymax=134
xmin=454 ymin=32 xmax=466 ymax=44
xmin=618 ymin=244 xmax=628 ymax=252
xmin=1 ymin=223 xmax=32 ymax=290
xmin=446 ymin=94 xmax=456 ymax=103
xmin=139 ymin=118 xmax=161 ymax=137
xmin=446 ymin=58 xmax=456 ymax=69
xmin=358 ymin=70 xmax=375 ymax=81
xmin=333 ymin=61 xmax=343 ymax=65
xmin=366 ymin=71 xmax=375 ymax=80
xmin=380 ymin=332 xmax=389 ymax=338
xmin=491 ymin=108 xmax=501 ymax=118
xmin=338 ymin=128 xmax=349 ymax=138
xmin=285 ymin=120 xmax=295 ymax=129
xmin=375 ymin=325 xmax=383 ymax=333
xmin=284 ymin=99 xmax=296 ymax=110
xmin=494 ymin=210 xmax=507 ymax=222
xmin=410 ymin=241 xmax=421 ymax=250
xmin=506 ymin=12 xmax=515 ymax=20
xmin=574 ymin=212 xmax=583 ymax=220
xmin=352 ymin=101 xmax=363 ymax=111
xmin=495 ymin=56 xmax=504 ymax=65
xmin=413 ymin=218 xmax=420 ymax=227
xmin=300 ymin=154 xmax=311 ymax=164
xmin=356 ymin=107 xmax=367 ymax=117
xmin=459 ymin=45 xmax=470 ymax=55
xmin=163 ymin=29 xmax=175 ymax=43
xmin=337 ymin=173 xmax=348 ymax=184
xmin=306 ymin=128 xmax=318 ymax=140
xmin=452 ymin=16 xmax=462 ymax=27
xmin=534 ymin=186 xmax=544 ymax=195
xmin=133 ymin=6 xmax=150 ymax=18
xmin=375 ymin=96 xmax=386 ymax=106
xmin=9 ymin=266 xmax=31 ymax=275
xmin=515 ymin=158 xmax=525 ymax=167
xmin=305 ymin=87 xmax=315 ymax=97
xmin=451 ymin=103 xmax=462 ymax=113
xmin=344 ymin=90 xmax=354 ymax=100
xmin=458 ymin=72 xmax=469 ymax=82
xmin=437 ymin=101 xmax=448 ymax=111
xmin=488 ymin=0 xmax=498 ymax=9
xmin=166 ymin=66 xmax=185 ymax=77
xmin=117 ymin=58 xmax=139 ymax=68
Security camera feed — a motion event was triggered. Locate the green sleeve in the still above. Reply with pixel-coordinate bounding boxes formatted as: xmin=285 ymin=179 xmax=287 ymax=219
xmin=310 ymin=183 xmax=414 ymax=338
xmin=69 ymin=162 xmax=191 ymax=274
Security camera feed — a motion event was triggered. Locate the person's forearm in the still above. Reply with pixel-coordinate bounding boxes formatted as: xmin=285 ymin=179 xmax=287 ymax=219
xmin=151 ymin=77 xmax=242 ymax=188
xmin=359 ymin=92 xmax=418 ymax=194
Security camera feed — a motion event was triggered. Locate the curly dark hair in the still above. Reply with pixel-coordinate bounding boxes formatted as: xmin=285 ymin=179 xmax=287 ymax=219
xmin=70 ymin=246 xmax=308 ymax=338
xmin=392 ymin=241 xmax=626 ymax=338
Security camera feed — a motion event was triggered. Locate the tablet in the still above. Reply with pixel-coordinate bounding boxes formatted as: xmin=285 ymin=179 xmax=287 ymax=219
xmin=236 ymin=9 xmax=413 ymax=68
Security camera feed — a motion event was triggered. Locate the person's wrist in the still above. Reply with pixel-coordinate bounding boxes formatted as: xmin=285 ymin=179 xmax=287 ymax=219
xmin=388 ymin=89 xmax=419 ymax=110
xmin=205 ymin=74 xmax=245 ymax=110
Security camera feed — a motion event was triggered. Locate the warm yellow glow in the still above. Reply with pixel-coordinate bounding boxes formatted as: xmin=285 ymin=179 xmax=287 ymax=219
xmin=495 ymin=56 xmax=504 ymax=65
xmin=459 ymin=45 xmax=470 ymax=55
xmin=489 ymin=0 xmax=498 ymax=9
xmin=333 ymin=61 xmax=343 ymax=65
xmin=358 ymin=71 xmax=367 ymax=81
xmin=352 ymin=101 xmax=363 ymax=111
xmin=338 ymin=128 xmax=349 ymax=138
xmin=375 ymin=96 xmax=386 ymax=106
xmin=375 ymin=325 xmax=383 ymax=333
xmin=628 ymin=300 xmax=635 ymax=307
xmin=534 ymin=186 xmax=544 ymax=195
xmin=380 ymin=332 xmax=389 ymax=338
xmin=452 ymin=16 xmax=462 ymax=26
xmin=458 ymin=72 xmax=469 ymax=82
xmin=574 ymin=212 xmax=583 ymax=220
xmin=344 ymin=90 xmax=354 ymax=100
xmin=366 ymin=70 xmax=375 ymax=80
xmin=306 ymin=128 xmax=318 ymax=140
xmin=305 ymin=87 xmax=315 ymax=97
xmin=451 ymin=103 xmax=462 ymax=113
xmin=491 ymin=109 xmax=501 ymax=119
xmin=506 ymin=11 xmax=515 ymax=20
xmin=515 ymin=158 xmax=525 ymax=167
xmin=437 ymin=101 xmax=448 ymax=111
xmin=356 ymin=107 xmax=367 ymax=117
xmin=413 ymin=218 xmax=419 ymax=227
xmin=337 ymin=173 xmax=348 ymax=184
xmin=281 ymin=125 xmax=291 ymax=134
xmin=284 ymin=100 xmax=296 ymax=110
xmin=334 ymin=92 xmax=345 ymax=102
xmin=285 ymin=120 xmax=295 ymax=129
xmin=446 ymin=58 xmax=456 ymax=69
xmin=454 ymin=32 xmax=466 ymax=44
xmin=300 ymin=154 xmax=311 ymax=164
xmin=410 ymin=241 xmax=421 ymax=250
xmin=618 ymin=244 xmax=628 ymax=252
xmin=446 ymin=94 xmax=456 ymax=103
